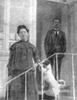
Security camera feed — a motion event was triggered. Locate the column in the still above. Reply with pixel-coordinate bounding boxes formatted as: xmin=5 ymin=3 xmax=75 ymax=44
xmin=4 ymin=0 xmax=10 ymax=51
xmin=29 ymin=0 xmax=37 ymax=46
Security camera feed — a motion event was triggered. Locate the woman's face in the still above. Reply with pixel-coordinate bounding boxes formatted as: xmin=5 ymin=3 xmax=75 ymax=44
xmin=18 ymin=28 xmax=29 ymax=41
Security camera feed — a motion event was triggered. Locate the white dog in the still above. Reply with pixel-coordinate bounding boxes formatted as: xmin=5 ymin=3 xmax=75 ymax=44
xmin=37 ymin=63 xmax=66 ymax=97
xmin=41 ymin=64 xmax=60 ymax=96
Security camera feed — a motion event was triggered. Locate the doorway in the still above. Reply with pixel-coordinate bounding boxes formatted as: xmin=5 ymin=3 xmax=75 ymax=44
xmin=36 ymin=0 xmax=77 ymax=99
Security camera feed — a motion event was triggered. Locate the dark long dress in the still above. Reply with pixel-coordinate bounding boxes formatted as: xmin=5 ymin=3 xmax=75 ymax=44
xmin=7 ymin=40 xmax=40 ymax=100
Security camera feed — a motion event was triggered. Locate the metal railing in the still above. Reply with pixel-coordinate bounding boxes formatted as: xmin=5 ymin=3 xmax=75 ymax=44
xmin=0 ymin=52 xmax=77 ymax=100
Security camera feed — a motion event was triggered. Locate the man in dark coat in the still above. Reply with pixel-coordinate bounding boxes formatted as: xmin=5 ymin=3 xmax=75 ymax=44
xmin=7 ymin=25 xmax=40 ymax=100
xmin=44 ymin=18 xmax=66 ymax=80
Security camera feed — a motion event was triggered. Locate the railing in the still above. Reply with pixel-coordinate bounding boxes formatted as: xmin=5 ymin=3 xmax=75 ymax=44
xmin=0 ymin=52 xmax=77 ymax=100
xmin=53 ymin=53 xmax=76 ymax=100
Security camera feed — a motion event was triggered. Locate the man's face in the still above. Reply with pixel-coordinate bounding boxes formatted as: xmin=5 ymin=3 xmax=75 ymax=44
xmin=18 ymin=28 xmax=29 ymax=41
xmin=53 ymin=19 xmax=60 ymax=29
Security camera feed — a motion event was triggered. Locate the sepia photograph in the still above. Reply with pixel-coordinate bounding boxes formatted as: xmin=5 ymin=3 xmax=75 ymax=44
xmin=0 ymin=0 xmax=77 ymax=100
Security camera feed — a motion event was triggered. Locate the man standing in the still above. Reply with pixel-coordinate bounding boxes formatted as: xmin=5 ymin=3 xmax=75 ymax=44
xmin=44 ymin=18 xmax=66 ymax=80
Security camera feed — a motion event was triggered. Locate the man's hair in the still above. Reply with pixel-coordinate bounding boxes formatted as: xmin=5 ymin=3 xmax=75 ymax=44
xmin=53 ymin=18 xmax=61 ymax=23
xmin=17 ymin=25 xmax=29 ymax=34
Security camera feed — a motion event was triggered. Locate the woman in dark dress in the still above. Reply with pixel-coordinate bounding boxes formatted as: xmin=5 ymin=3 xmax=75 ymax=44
xmin=7 ymin=25 xmax=40 ymax=100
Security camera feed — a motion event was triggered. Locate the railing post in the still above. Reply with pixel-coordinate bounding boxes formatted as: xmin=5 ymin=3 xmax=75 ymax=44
xmin=41 ymin=64 xmax=44 ymax=100
xmin=6 ymin=84 xmax=8 ymax=100
xmin=25 ymin=73 xmax=27 ymax=100
xmin=55 ymin=53 xmax=59 ymax=100
xmin=56 ymin=53 xmax=58 ymax=81
xmin=72 ymin=54 xmax=75 ymax=100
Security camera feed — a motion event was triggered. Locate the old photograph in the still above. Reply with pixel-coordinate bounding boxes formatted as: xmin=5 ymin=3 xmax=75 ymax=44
xmin=0 ymin=0 xmax=77 ymax=100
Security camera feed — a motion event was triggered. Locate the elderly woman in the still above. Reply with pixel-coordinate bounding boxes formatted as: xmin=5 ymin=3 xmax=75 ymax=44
xmin=7 ymin=25 xmax=40 ymax=100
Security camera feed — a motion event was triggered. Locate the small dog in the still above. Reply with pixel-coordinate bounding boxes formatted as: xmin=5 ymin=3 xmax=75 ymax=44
xmin=37 ymin=63 xmax=66 ymax=96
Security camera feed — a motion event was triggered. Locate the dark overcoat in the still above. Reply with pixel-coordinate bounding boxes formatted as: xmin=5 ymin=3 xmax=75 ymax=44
xmin=7 ymin=40 xmax=40 ymax=100
xmin=44 ymin=29 xmax=66 ymax=59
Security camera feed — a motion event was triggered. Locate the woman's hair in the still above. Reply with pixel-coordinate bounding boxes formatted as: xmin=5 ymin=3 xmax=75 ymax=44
xmin=17 ymin=25 xmax=29 ymax=34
